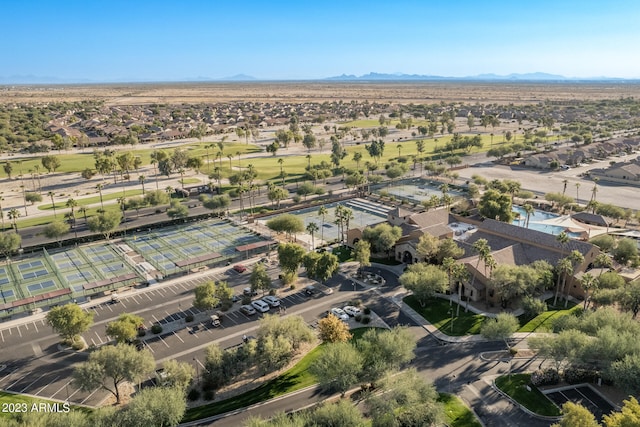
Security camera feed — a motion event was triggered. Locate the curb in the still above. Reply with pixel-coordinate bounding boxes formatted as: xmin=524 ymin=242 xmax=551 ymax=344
xmin=489 ymin=377 xmax=562 ymax=422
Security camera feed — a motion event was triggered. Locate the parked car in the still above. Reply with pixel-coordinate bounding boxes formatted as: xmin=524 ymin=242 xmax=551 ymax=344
xmin=240 ymin=305 xmax=256 ymax=316
xmin=262 ymin=295 xmax=280 ymax=307
xmin=330 ymin=307 xmax=349 ymax=321
xmin=243 ymin=287 xmax=258 ymax=296
xmin=251 ymin=299 xmax=270 ymax=313
xmin=233 ymin=264 xmax=247 ymax=273
xmin=304 ymin=285 xmax=317 ymax=296
xmin=232 ymin=294 xmax=242 ymax=303
xmin=343 ymin=306 xmax=361 ymax=317
xmin=210 ymin=314 xmax=221 ymax=327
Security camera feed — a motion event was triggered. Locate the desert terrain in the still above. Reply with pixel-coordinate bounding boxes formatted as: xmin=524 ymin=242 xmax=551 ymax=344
xmin=3 ymin=81 xmax=640 ymax=105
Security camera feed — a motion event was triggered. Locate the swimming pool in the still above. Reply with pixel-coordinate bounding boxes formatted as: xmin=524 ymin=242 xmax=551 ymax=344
xmin=512 ymin=207 xmax=582 ymax=237
xmin=512 ymin=206 xmax=559 ymax=222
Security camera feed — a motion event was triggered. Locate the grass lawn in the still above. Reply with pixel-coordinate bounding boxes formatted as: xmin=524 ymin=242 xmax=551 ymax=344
xmin=38 ymin=188 xmax=145 ymax=210
xmin=518 ymin=299 xmax=581 ymax=333
xmin=0 ymin=391 xmax=91 ymax=419
xmin=438 ymin=393 xmax=483 ymax=427
xmin=404 ymin=295 xmax=485 ymax=336
xmin=183 ymin=328 xmax=372 ymax=423
xmin=494 ymin=374 xmax=561 ymax=417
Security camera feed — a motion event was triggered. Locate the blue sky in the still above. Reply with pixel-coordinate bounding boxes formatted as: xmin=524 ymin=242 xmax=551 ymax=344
xmin=3 ymin=0 xmax=639 ymax=81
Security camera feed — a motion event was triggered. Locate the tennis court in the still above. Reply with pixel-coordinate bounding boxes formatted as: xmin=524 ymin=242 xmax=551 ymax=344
xmin=545 ymin=384 xmax=615 ymax=421
xmin=258 ymin=198 xmax=389 ymax=244
xmin=374 ymin=178 xmax=464 ymax=204
xmin=125 ymin=218 xmax=272 ymax=275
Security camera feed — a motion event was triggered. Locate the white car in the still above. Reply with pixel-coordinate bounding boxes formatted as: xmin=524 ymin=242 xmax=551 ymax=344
xmin=251 ymin=299 xmax=270 ymax=313
xmin=343 ymin=306 xmax=361 ymax=317
xmin=262 ymin=295 xmax=281 ymax=307
xmin=330 ymin=307 xmax=349 ymax=321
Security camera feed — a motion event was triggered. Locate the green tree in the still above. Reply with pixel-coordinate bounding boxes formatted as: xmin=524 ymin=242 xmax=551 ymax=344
xmin=73 ymin=343 xmax=155 ymax=404
xmin=302 ymin=251 xmax=339 ymax=283
xmin=307 ymin=400 xmax=366 ymax=427
xmin=46 ymin=303 xmax=94 ymax=343
xmin=310 ymin=342 xmax=362 ymax=395
xmin=362 ymin=223 xmax=402 ymax=255
xmin=167 ymin=199 xmax=189 ymax=219
xmin=87 ymin=210 xmax=121 ymax=240
xmin=608 ymin=353 xmax=640 ymax=395
xmin=193 ymin=281 xmax=224 ymax=312
xmin=416 ymin=233 xmax=439 ymax=262
xmin=552 ymin=402 xmax=600 ymax=427
xmin=267 ymin=185 xmax=288 ymax=209
xmin=479 ymin=189 xmax=513 ymax=222
xmin=250 ymin=263 xmax=273 ymax=295
xmin=353 ymin=239 xmax=371 ymax=275
xmin=366 ymin=369 xmax=444 ymax=427
xmin=105 ymin=313 xmax=144 ymax=344
xmin=399 ymin=263 xmax=448 ymax=307
xmin=0 ymin=232 xmax=21 ymax=262
xmin=612 ymin=238 xmax=638 ymax=266
xmin=159 ymin=359 xmax=195 ymax=391
xmin=41 ymin=155 xmax=62 ymax=173
xmin=143 ymin=189 xmax=170 ymax=206
xmin=3 ymin=162 xmax=13 ymax=179
xmin=277 ymin=243 xmax=306 ymax=280
xmin=618 ymin=280 xmax=640 ymax=318
xmin=115 ymin=386 xmax=186 ymax=427
xmin=25 ymin=192 xmax=42 ymax=205
xmin=357 ymin=327 xmax=416 ymax=384
xmin=481 ymin=313 xmax=519 ymax=350
xmin=306 ymin=221 xmax=319 ymax=250
xmin=435 ymin=238 xmax=465 ymax=263
xmin=266 ymin=214 xmax=305 ymax=241
xmin=43 ymin=220 xmax=70 ymax=246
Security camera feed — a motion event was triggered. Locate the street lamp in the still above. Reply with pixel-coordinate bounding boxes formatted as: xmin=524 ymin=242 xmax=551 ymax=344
xmin=448 ymin=308 xmax=454 ymax=334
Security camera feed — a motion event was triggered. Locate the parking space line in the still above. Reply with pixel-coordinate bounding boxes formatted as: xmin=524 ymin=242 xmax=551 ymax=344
xmin=68 ymin=386 xmax=81 ymax=400
xmin=17 ymin=325 xmax=22 ymax=338
xmin=194 ymin=357 xmax=206 ymax=370
xmin=143 ymin=341 xmax=155 ymax=353
xmin=50 ymin=379 xmax=73 ymax=399
xmin=158 ymin=336 xmax=170 ymax=348
xmin=23 ymin=323 xmax=28 ymax=330
xmin=90 ymin=338 xmax=97 ymax=346
xmin=120 ymin=300 xmax=127 ymax=308
xmin=80 ymin=387 xmax=100 ymax=405
xmin=131 ymin=295 xmax=140 ymax=304
xmin=173 ymin=332 xmax=184 ymax=343
xmin=8 ymin=327 xmax=11 ymax=335
xmin=145 ymin=293 xmax=153 ymax=301
xmin=0 ymin=330 xmax=3 ymax=342
xmin=20 ymin=372 xmax=47 ymax=393
xmin=106 ymin=304 xmax=113 ymax=312
xmin=40 ymin=319 xmax=45 ymax=326
xmin=35 ymin=375 xmax=60 ymax=396
xmin=152 ymin=314 xmax=161 ymax=324
xmin=168 ymin=287 xmax=177 ymax=294
xmin=6 ymin=374 xmax=29 ymax=390
xmin=32 ymin=322 xmax=38 ymax=333
xmin=94 ymin=331 xmax=104 ymax=344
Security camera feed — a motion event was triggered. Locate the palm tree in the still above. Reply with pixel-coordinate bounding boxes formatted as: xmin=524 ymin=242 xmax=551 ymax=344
xmin=96 ymin=184 xmax=104 ymax=210
xmin=78 ymin=206 xmax=88 ymax=223
xmin=523 ymin=203 xmax=535 ymax=228
xmin=138 ymin=175 xmax=146 ymax=195
xmin=575 ymin=182 xmax=581 ymax=206
xmin=236 ymin=151 xmax=242 ymax=169
xmin=8 ymin=208 xmax=20 ymax=232
xmin=47 ymin=191 xmax=57 ymax=217
xmin=216 ymin=151 xmax=223 ymax=172
xmin=562 ymin=179 xmax=568 ymax=197
xmin=227 ymin=154 xmax=233 ymax=171
xmin=580 ymin=273 xmax=597 ymax=310
xmin=0 ymin=196 xmax=4 ymax=230
xmin=65 ymin=198 xmax=78 ymax=228
xmin=306 ymin=222 xmax=319 ymax=250
xmin=179 ymin=169 xmax=186 ymax=190
xmin=590 ymin=177 xmax=599 ymax=203
xmin=553 ymin=231 xmax=570 ymax=306
xmin=353 ymin=152 xmax=362 ymax=171
xmin=594 ymin=253 xmax=612 ymax=276
xmin=397 ymin=144 xmax=402 ymax=158
xmin=318 ymin=205 xmax=328 ymax=245
xmin=469 ymin=239 xmax=490 ymax=308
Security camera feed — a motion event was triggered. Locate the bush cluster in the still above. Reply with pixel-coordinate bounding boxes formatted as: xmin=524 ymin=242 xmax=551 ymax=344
xmin=563 ymin=367 xmax=598 ymax=384
xmin=530 ymin=368 xmax=560 ymax=386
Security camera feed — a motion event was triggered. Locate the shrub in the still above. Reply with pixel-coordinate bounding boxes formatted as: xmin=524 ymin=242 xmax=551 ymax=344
xmin=355 ymin=314 xmax=362 ymax=322
xmin=151 ymin=324 xmax=163 ymax=334
xmin=363 ymin=307 xmax=371 ymax=315
xmin=563 ymin=367 xmax=597 ymax=384
xmin=522 ymin=296 xmax=547 ymax=318
xmin=361 ymin=316 xmax=371 ymax=324
xmin=203 ymin=389 xmax=214 ymax=401
xmin=71 ymin=340 xmax=84 ymax=351
xmin=185 ymin=314 xmax=194 ymax=323
xmin=137 ymin=329 xmax=146 ymax=337
xmin=531 ymin=368 xmax=560 ymax=386
xmin=187 ymin=388 xmax=201 ymax=401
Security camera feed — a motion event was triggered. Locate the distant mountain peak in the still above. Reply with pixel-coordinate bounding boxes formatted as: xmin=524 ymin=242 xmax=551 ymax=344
xmin=220 ymin=74 xmax=256 ymax=81
xmin=323 ymin=71 xmax=598 ymax=81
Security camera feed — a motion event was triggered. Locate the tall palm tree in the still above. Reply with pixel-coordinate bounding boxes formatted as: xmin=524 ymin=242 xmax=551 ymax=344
xmin=397 ymin=144 xmax=402 ymax=158
xmin=590 ymin=177 xmax=599 ymax=203
xmin=236 ymin=151 xmax=242 ymax=169
xmin=580 ymin=273 xmax=597 ymax=310
xmin=553 ymin=231 xmax=570 ymax=306
xmin=318 ymin=205 xmax=328 ymax=245
xmin=138 ymin=175 xmax=146 ymax=195
xmin=0 ymin=196 xmax=4 ymax=230
xmin=562 ymin=179 xmax=568 ymax=197
xmin=78 ymin=206 xmax=88 ymax=223
xmin=575 ymin=182 xmax=581 ymax=206
xmin=48 ymin=191 xmax=57 ymax=217
xmin=523 ymin=203 xmax=535 ymax=228
xmin=65 ymin=198 xmax=78 ymax=228
xmin=8 ymin=208 xmax=20 ymax=232
xmin=227 ymin=154 xmax=233 ymax=171
xmin=469 ymin=238 xmax=490 ymax=307
xmin=306 ymin=222 xmax=319 ymax=250
xmin=96 ymin=184 xmax=104 ymax=210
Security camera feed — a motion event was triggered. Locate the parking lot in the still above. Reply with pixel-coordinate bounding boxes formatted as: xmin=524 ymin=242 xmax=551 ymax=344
xmin=0 ymin=261 xmax=383 ymax=406
xmin=545 ymin=384 xmax=616 ymax=421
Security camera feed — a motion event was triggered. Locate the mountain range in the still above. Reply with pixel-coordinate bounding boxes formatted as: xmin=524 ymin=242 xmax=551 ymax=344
xmin=0 ymin=72 xmax=635 ymax=84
